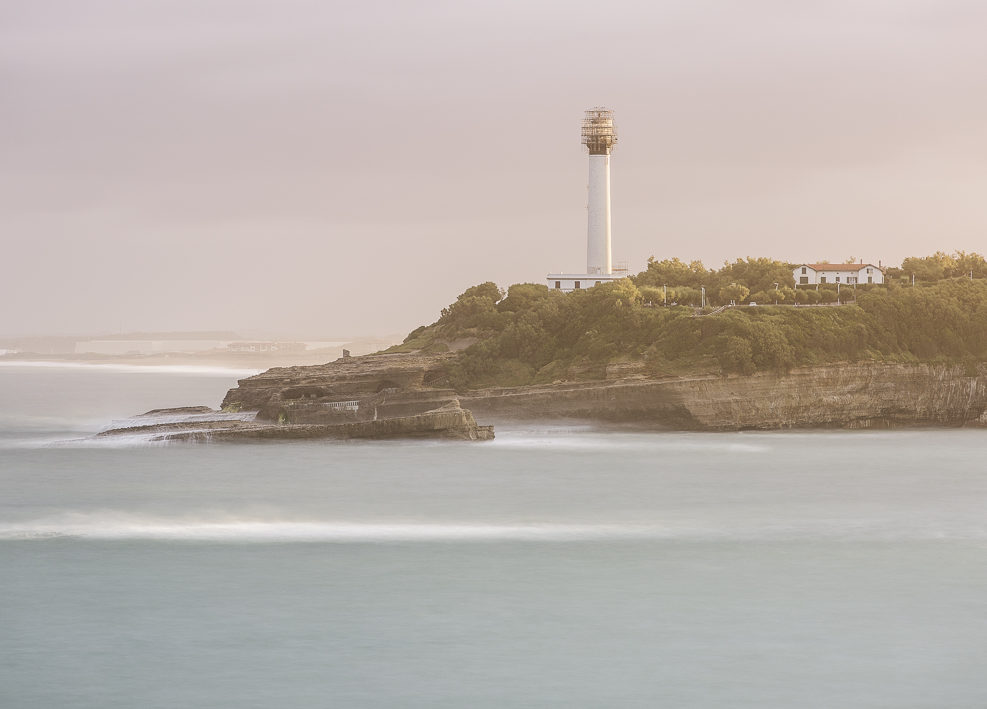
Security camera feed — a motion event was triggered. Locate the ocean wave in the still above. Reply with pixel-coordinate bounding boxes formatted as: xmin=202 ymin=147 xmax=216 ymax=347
xmin=0 ymin=518 xmax=657 ymax=542
xmin=1 ymin=515 xmax=982 ymax=543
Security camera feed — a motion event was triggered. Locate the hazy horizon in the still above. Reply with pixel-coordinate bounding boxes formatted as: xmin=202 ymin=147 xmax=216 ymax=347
xmin=3 ymin=0 xmax=986 ymax=338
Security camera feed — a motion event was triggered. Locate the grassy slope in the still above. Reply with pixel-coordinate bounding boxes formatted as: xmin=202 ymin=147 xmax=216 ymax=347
xmin=386 ymin=278 xmax=987 ymax=391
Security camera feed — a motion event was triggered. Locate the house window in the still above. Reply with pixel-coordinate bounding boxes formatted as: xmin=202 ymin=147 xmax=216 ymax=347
xmin=867 ymin=268 xmax=872 ymax=274
xmin=820 ymin=276 xmax=827 ymax=283
xmin=801 ymin=267 xmax=807 ymax=274
xmin=800 ymin=276 xmax=808 ymax=285
xmin=595 ymin=281 xmax=601 ymax=286
xmin=554 ymin=281 xmax=561 ymax=289
xmin=574 ymin=281 xmax=581 ymax=289
xmin=835 ymin=276 xmax=840 ymax=283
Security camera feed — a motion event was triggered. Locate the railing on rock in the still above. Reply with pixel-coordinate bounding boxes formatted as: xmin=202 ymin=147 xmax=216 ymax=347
xmin=693 ymin=304 xmax=731 ymax=317
xmin=323 ymin=400 xmax=360 ymax=411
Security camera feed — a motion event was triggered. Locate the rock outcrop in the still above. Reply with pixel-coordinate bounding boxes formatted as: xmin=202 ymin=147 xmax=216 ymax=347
xmin=98 ymin=398 xmax=493 ymax=443
xmin=99 ymin=355 xmax=494 ymax=442
xmin=220 ymin=353 xmax=455 ymax=414
xmin=171 ymin=404 xmax=492 ymax=442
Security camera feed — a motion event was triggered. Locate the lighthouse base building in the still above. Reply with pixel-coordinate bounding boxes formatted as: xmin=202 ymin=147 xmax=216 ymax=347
xmin=547 ymin=271 xmax=628 ymax=293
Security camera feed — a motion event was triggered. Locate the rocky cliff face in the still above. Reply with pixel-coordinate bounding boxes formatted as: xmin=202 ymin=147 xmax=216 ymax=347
xmin=217 ymin=353 xmax=987 ymax=432
xmin=461 ymin=363 xmax=987 ymax=430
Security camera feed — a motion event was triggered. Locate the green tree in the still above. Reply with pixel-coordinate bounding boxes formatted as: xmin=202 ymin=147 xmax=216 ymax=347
xmin=776 ymin=286 xmax=796 ymax=304
xmin=636 ymin=257 xmax=710 ymax=288
xmin=439 ymin=282 xmax=506 ymax=329
xmin=639 ymin=285 xmax=665 ymax=305
xmin=497 ymin=283 xmax=556 ymax=313
xmin=719 ymin=282 xmax=750 ymax=304
xmin=948 ymin=251 xmax=987 ymax=279
xmin=901 ymin=252 xmax=956 ymax=283
xmin=716 ymin=257 xmax=795 ymax=295
xmin=670 ymin=286 xmax=702 ymax=306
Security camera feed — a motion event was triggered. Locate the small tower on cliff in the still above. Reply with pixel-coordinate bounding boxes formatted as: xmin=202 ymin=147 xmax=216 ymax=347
xmin=547 ymin=108 xmax=625 ymax=292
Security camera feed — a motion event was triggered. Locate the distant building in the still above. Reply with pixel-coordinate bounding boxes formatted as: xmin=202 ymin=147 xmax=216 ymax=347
xmin=794 ymin=263 xmax=884 ymax=286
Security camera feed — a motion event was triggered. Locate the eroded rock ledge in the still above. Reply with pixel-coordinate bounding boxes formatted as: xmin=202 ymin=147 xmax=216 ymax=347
xmin=99 ymin=356 xmax=494 ymax=442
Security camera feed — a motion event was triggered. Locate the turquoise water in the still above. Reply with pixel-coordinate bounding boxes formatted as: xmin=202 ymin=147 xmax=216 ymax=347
xmin=2 ymin=364 xmax=987 ymax=707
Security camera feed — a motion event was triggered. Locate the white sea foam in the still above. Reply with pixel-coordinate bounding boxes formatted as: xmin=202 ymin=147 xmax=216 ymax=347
xmin=0 ymin=517 xmax=660 ymax=542
xmin=0 ymin=430 xmax=175 ymax=449
xmin=2 ymin=514 xmax=982 ymax=543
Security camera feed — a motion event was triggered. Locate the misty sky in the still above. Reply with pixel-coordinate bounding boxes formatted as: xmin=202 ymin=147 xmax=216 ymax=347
xmin=3 ymin=0 xmax=986 ymax=337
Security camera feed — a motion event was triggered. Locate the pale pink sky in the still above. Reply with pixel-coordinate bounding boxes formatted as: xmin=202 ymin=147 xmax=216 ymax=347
xmin=2 ymin=0 xmax=986 ymax=337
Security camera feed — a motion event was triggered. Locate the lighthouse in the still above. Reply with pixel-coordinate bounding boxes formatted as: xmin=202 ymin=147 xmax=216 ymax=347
xmin=548 ymin=108 xmax=626 ymax=292
xmin=583 ymin=108 xmax=616 ymax=276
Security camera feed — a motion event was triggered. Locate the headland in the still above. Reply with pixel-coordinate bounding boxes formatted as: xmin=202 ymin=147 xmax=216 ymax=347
xmin=96 ymin=252 xmax=987 ymax=441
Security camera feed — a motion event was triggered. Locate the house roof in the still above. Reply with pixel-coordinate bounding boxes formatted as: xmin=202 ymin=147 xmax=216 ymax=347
xmin=800 ymin=263 xmax=883 ymax=272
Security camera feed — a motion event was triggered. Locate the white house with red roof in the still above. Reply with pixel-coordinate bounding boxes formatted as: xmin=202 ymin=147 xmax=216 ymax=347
xmin=794 ymin=263 xmax=884 ymax=286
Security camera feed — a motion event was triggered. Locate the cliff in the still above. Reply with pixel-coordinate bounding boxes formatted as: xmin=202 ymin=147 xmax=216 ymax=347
xmin=461 ymin=363 xmax=987 ymax=429
xmin=213 ymin=353 xmax=987 ymax=431
xmin=103 ymin=354 xmax=987 ymax=442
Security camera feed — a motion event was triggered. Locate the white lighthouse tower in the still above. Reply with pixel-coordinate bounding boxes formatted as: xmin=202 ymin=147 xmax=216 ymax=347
xmin=548 ymin=107 xmax=626 ymax=292
xmin=583 ymin=108 xmax=615 ymax=276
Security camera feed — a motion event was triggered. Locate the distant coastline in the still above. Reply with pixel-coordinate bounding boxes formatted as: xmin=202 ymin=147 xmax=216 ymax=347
xmin=0 ymin=337 xmax=399 ymax=373
xmin=0 ymin=359 xmax=264 ymax=377
xmin=0 ymin=351 xmax=349 ymax=372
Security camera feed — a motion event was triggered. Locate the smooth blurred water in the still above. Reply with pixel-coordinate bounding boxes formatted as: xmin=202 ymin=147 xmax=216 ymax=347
xmin=2 ymin=363 xmax=987 ymax=707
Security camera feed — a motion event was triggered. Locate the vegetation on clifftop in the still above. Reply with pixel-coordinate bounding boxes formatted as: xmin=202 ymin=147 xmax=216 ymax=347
xmin=387 ymin=252 xmax=987 ymax=390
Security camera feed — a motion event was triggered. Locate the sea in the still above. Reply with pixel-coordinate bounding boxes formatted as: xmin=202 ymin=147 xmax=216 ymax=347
xmin=2 ymin=361 xmax=987 ymax=708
